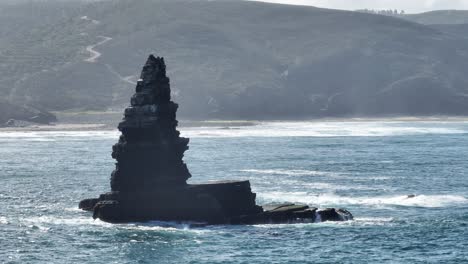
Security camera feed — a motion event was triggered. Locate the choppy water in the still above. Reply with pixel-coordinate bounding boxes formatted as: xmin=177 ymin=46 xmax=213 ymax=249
xmin=1 ymin=121 xmax=468 ymax=263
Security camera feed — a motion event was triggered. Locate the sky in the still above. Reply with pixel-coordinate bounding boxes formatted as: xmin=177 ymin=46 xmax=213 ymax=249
xmin=251 ymin=0 xmax=468 ymax=13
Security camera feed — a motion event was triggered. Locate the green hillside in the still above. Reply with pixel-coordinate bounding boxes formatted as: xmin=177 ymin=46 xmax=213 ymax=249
xmin=1 ymin=0 xmax=468 ymax=120
xmin=404 ymin=10 xmax=468 ymax=25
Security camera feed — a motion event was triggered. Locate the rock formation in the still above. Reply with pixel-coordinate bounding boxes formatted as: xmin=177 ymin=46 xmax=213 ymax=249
xmin=111 ymin=55 xmax=190 ymax=191
xmin=79 ymin=55 xmax=353 ymax=224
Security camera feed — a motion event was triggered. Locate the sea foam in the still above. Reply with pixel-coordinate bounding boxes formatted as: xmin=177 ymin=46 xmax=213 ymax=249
xmin=0 ymin=217 xmax=9 ymax=225
xmin=239 ymin=169 xmax=336 ymax=176
xmin=258 ymin=192 xmax=468 ymax=208
xmin=0 ymin=131 xmax=119 ymax=142
xmin=181 ymin=121 xmax=467 ymax=138
xmin=0 ymin=121 xmax=466 ymax=140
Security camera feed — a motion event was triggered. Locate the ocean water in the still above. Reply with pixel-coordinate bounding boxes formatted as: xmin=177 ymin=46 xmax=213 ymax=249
xmin=1 ymin=121 xmax=467 ymax=263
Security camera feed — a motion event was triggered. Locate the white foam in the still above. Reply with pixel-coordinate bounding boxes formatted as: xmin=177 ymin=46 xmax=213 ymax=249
xmin=300 ymin=182 xmax=378 ymax=191
xmin=0 ymin=217 xmax=9 ymax=225
xmin=353 ymin=217 xmax=394 ymax=226
xmin=121 ymin=221 xmax=209 ymax=234
xmin=21 ymin=216 xmax=208 ymax=233
xmin=240 ymin=169 xmax=335 ymax=176
xmin=311 ymin=217 xmax=395 ymax=227
xmin=0 ymin=131 xmax=119 ymax=141
xmin=22 ymin=216 xmax=113 ymax=227
xmin=0 ymin=121 xmax=465 ymax=140
xmin=251 ymin=217 xmax=393 ymax=228
xmin=180 ymin=121 xmax=467 ymax=138
xmin=259 ymin=192 xmax=468 ymax=208
xmin=64 ymin=207 xmax=85 ymax=212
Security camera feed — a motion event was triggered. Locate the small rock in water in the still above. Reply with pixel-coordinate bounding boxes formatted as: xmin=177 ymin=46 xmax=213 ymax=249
xmin=317 ymin=208 xmax=354 ymax=222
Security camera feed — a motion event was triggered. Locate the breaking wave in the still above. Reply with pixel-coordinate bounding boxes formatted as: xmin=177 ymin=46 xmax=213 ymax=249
xmin=181 ymin=121 xmax=468 ymax=138
xmin=1 ymin=121 xmax=466 ymax=140
xmin=240 ymin=169 xmax=337 ymax=177
xmin=21 ymin=216 xmax=114 ymax=227
xmin=0 ymin=131 xmax=119 ymax=142
xmin=258 ymin=192 xmax=468 ymax=208
xmin=0 ymin=217 xmax=9 ymax=225
xmin=20 ymin=216 xmax=208 ymax=233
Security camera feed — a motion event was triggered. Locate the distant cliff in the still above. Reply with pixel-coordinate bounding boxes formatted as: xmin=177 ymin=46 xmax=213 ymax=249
xmin=1 ymin=0 xmax=468 ymax=120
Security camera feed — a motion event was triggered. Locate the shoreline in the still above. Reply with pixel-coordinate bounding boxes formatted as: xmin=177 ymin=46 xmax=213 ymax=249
xmin=1 ymin=116 xmax=468 ymax=132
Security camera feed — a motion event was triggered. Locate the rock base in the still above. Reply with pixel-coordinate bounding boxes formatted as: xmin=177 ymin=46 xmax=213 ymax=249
xmin=78 ymin=55 xmax=353 ymax=226
xmin=230 ymin=204 xmax=353 ymax=225
xmin=80 ymin=180 xmax=353 ymax=225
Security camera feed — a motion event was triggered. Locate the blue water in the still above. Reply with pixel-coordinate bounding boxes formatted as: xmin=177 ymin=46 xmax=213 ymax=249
xmin=1 ymin=121 xmax=467 ymax=263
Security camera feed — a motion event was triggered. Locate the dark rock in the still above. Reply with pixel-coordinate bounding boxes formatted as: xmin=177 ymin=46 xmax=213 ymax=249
xmin=79 ymin=55 xmax=353 ymax=225
xmin=93 ymin=200 xmax=121 ymax=221
xmin=109 ymin=55 xmax=191 ymax=192
xmin=230 ymin=204 xmax=320 ymax=225
xmin=317 ymin=208 xmax=354 ymax=222
xmin=78 ymin=198 xmax=99 ymax=211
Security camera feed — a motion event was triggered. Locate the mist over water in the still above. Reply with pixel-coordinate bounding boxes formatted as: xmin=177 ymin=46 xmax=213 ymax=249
xmin=1 ymin=121 xmax=468 ymax=263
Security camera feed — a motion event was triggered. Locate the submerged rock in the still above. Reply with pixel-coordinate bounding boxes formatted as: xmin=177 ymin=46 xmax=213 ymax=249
xmin=79 ymin=55 xmax=353 ymax=225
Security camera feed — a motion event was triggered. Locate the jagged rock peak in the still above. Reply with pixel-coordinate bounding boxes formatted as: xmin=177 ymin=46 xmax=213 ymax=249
xmin=140 ymin=54 xmax=167 ymax=83
xmin=133 ymin=54 xmax=171 ymax=105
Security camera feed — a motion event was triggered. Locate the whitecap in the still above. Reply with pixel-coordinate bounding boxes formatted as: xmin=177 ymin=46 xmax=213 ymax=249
xmin=240 ymin=169 xmax=336 ymax=176
xmin=309 ymin=217 xmax=395 ymax=227
xmin=121 ymin=221 xmax=209 ymax=234
xmin=0 ymin=216 xmax=9 ymax=225
xmin=0 ymin=131 xmax=119 ymax=141
xmin=251 ymin=223 xmax=305 ymax=228
xmin=351 ymin=217 xmax=395 ymax=226
xmin=21 ymin=216 xmax=208 ymax=233
xmin=1 ymin=121 xmax=466 ymax=140
xmin=21 ymin=216 xmax=113 ymax=227
xmin=258 ymin=192 xmax=468 ymax=208
xmin=64 ymin=207 xmax=85 ymax=212
xmin=180 ymin=121 xmax=467 ymax=138
xmin=250 ymin=216 xmax=394 ymax=228
xmin=300 ymin=182 xmax=378 ymax=191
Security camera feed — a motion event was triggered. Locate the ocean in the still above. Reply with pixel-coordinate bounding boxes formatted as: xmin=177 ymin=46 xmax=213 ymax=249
xmin=1 ymin=121 xmax=467 ymax=263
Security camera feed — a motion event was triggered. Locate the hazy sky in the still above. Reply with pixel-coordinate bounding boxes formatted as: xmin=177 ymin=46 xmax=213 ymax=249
xmin=252 ymin=0 xmax=468 ymax=13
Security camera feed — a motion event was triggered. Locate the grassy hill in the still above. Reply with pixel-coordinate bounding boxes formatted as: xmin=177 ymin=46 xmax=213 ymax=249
xmin=1 ymin=0 xmax=468 ymax=120
xmin=404 ymin=10 xmax=468 ymax=25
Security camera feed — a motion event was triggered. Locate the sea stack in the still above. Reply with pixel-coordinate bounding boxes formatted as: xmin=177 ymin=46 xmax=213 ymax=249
xmin=79 ymin=55 xmax=353 ymax=224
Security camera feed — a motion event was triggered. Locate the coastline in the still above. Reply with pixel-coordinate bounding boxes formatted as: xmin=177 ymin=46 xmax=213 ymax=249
xmin=1 ymin=116 xmax=468 ymax=132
